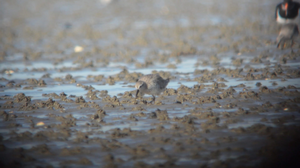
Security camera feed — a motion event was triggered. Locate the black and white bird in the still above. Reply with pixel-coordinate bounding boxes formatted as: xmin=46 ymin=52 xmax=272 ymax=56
xmin=275 ymin=0 xmax=300 ymax=24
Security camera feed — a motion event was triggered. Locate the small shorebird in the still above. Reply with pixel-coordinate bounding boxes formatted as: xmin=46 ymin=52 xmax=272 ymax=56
xmin=135 ymin=74 xmax=170 ymax=103
xmin=275 ymin=0 xmax=300 ymax=24
xmin=276 ymin=23 xmax=299 ymax=51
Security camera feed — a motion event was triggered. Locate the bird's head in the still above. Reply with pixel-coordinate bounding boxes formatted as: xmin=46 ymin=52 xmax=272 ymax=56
xmin=135 ymin=81 xmax=147 ymax=98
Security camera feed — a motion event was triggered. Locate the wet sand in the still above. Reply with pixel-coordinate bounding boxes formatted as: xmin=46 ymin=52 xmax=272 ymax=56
xmin=1 ymin=0 xmax=300 ymax=167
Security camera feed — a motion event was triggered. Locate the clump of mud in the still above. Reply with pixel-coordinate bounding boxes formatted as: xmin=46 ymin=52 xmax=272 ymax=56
xmin=1 ymin=0 xmax=300 ymax=167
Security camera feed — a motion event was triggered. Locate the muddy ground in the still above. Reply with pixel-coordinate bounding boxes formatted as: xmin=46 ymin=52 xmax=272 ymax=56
xmin=1 ymin=0 xmax=300 ymax=167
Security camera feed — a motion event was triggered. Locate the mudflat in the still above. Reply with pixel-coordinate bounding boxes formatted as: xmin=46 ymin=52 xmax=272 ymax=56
xmin=1 ymin=0 xmax=300 ymax=167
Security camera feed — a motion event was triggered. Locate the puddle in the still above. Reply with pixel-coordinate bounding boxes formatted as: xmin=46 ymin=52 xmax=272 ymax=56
xmin=2 ymin=84 xmax=85 ymax=100
xmin=1 ymin=0 xmax=300 ymax=167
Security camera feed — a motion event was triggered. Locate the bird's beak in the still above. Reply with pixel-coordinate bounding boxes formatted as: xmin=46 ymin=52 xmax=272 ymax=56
xmin=136 ymin=89 xmax=139 ymax=98
xmin=285 ymin=3 xmax=288 ymax=16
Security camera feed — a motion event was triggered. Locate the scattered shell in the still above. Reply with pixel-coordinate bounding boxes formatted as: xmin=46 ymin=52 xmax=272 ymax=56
xmin=5 ymin=70 xmax=14 ymax=74
xmin=36 ymin=122 xmax=45 ymax=126
xmin=74 ymin=46 xmax=84 ymax=53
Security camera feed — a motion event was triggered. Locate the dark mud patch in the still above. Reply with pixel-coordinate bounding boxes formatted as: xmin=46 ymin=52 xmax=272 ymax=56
xmin=1 ymin=0 xmax=300 ymax=167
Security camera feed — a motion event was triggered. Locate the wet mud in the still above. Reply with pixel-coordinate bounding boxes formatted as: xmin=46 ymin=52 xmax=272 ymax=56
xmin=1 ymin=0 xmax=300 ymax=167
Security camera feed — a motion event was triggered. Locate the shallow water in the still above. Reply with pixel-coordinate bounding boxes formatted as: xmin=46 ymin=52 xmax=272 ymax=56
xmin=1 ymin=0 xmax=300 ymax=167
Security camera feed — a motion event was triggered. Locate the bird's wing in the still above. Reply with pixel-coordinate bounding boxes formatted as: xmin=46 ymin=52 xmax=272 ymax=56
xmin=139 ymin=74 xmax=156 ymax=83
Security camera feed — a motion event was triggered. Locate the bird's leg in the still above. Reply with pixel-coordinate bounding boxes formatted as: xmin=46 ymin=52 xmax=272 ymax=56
xmin=150 ymin=95 xmax=155 ymax=104
xmin=136 ymin=90 xmax=139 ymax=99
xmin=277 ymin=40 xmax=282 ymax=49
xmin=291 ymin=40 xmax=294 ymax=54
